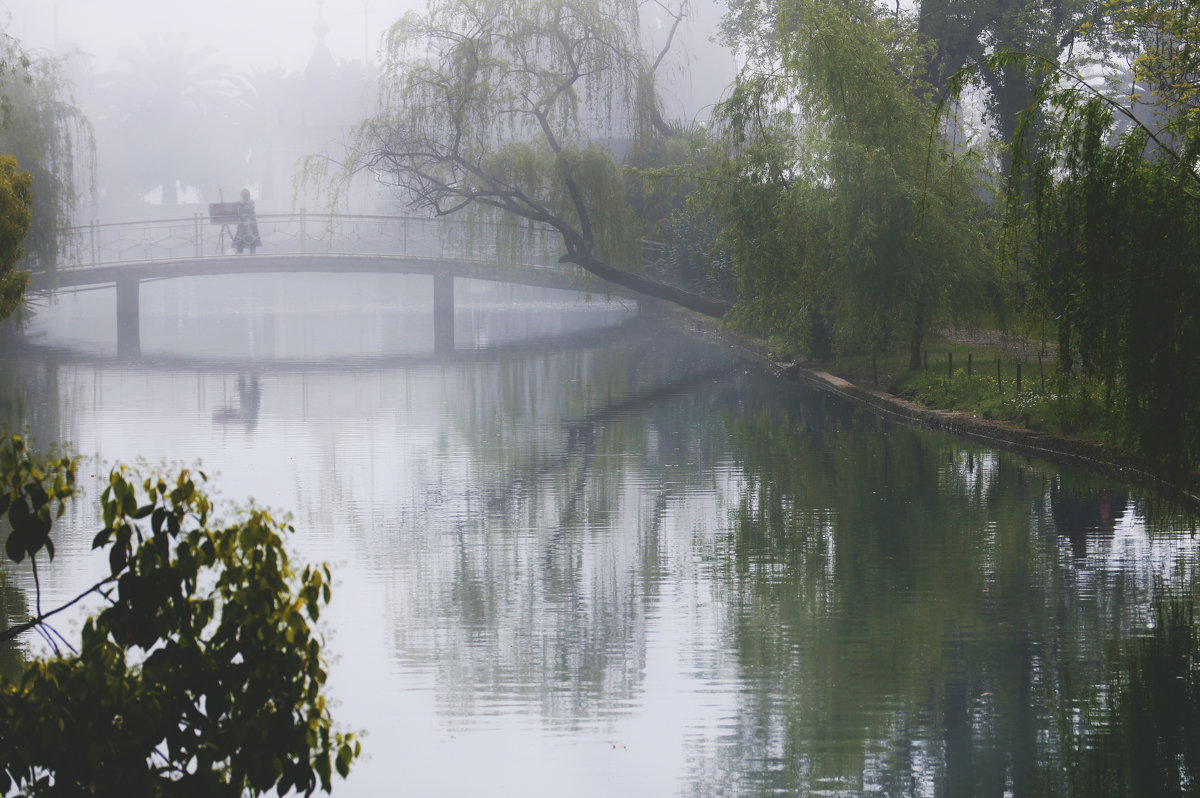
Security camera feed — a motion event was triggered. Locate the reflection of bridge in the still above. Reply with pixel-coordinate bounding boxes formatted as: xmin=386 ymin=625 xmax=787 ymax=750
xmin=30 ymin=213 xmax=643 ymax=357
xmin=9 ymin=313 xmax=653 ymax=373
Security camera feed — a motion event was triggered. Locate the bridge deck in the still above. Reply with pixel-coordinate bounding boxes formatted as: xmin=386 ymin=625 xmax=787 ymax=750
xmin=35 ymin=212 xmax=653 ymax=301
xmin=32 ymin=252 xmax=628 ymax=298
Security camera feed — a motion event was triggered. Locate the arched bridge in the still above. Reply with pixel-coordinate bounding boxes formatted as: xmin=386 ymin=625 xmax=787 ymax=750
xmin=32 ymin=212 xmax=654 ymax=357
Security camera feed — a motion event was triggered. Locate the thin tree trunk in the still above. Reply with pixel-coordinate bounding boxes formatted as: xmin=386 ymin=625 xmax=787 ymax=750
xmin=909 ymin=310 xmax=925 ymax=371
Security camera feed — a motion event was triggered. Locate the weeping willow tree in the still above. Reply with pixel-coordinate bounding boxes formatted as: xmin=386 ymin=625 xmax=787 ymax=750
xmin=0 ymin=32 xmax=93 ymax=280
xmin=994 ymin=2 xmax=1200 ymax=477
xmin=711 ymin=0 xmax=995 ymax=365
xmin=348 ymin=0 xmax=731 ymax=317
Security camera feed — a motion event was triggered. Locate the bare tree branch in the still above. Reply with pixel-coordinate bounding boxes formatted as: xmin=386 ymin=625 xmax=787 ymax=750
xmin=0 ymin=575 xmax=117 ymax=644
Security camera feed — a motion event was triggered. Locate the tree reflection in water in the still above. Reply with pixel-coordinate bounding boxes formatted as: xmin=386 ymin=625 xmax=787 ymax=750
xmin=2 ymin=310 xmax=1199 ymax=795
xmin=707 ymin=385 xmax=1200 ymax=797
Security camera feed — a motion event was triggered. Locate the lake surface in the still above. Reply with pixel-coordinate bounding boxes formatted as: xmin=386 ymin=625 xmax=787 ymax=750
xmin=3 ymin=273 xmax=1199 ymax=796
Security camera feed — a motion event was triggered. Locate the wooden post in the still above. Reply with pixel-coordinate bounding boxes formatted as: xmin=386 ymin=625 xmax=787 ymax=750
xmin=997 ymin=358 xmax=1002 ymax=393
xmin=948 ymin=351 xmax=953 ymax=378
xmin=1016 ymin=362 xmax=1022 ymax=393
xmin=967 ymin=352 xmax=973 ymax=377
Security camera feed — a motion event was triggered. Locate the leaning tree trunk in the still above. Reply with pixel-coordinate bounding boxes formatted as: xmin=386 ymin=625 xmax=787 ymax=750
xmin=568 ymin=253 xmax=732 ymax=318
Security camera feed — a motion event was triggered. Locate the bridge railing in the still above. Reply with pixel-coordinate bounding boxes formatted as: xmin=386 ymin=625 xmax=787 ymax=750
xmin=61 ymin=212 xmax=572 ymax=272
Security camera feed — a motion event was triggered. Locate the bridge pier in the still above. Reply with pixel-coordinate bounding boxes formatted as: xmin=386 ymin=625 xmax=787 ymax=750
xmin=116 ymin=277 xmax=140 ymax=358
xmin=433 ymin=274 xmax=454 ymax=353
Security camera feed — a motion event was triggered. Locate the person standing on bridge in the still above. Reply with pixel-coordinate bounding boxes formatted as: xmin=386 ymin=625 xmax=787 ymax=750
xmin=234 ymin=188 xmax=262 ymax=254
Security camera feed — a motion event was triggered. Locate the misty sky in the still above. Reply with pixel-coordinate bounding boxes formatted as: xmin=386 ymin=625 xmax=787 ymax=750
xmin=1 ymin=0 xmax=735 ymax=118
xmin=2 ymin=0 xmax=410 ymax=73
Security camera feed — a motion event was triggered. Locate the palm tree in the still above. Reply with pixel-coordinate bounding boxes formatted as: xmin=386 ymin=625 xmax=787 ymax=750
xmin=94 ymin=34 xmax=248 ymax=209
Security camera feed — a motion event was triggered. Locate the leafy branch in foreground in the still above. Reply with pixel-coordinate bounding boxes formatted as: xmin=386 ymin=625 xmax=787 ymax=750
xmin=0 ymin=437 xmax=359 ymax=796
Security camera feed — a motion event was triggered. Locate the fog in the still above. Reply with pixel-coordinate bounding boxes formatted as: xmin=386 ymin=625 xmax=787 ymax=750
xmin=1 ymin=0 xmax=736 ymax=222
xmin=3 ymin=0 xmax=405 ymax=75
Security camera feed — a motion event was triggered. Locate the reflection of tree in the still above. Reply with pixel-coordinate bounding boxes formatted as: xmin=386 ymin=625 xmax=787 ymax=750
xmin=703 ymin=388 xmax=1195 ymax=796
xmin=11 ymin=295 xmax=1200 ymax=788
xmin=1051 ymin=477 xmax=1128 ymax=558
xmin=1067 ymin=594 xmax=1200 ymax=796
xmin=0 ymin=353 xmax=61 ymax=447
xmin=0 ymin=570 xmax=28 ymax=681
xmin=334 ymin=318 xmax=1196 ymax=783
xmin=212 ymin=373 xmax=262 ymax=431
xmin=367 ymin=324 xmax=740 ymax=722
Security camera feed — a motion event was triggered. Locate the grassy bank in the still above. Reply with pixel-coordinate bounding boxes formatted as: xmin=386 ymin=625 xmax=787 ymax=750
xmin=809 ymin=332 xmax=1110 ymax=444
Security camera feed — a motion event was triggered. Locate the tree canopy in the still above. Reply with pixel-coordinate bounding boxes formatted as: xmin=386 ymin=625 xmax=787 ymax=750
xmin=348 ymin=0 xmax=732 ymax=317
xmin=0 ymin=437 xmax=359 ymax=795
xmin=710 ymin=0 xmax=994 ymax=365
xmin=0 ymin=29 xmax=93 ymax=280
xmin=985 ymin=0 xmax=1200 ymax=476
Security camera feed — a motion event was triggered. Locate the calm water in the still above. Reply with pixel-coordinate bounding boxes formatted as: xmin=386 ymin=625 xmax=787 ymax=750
xmin=3 ymin=273 xmax=1200 ymax=796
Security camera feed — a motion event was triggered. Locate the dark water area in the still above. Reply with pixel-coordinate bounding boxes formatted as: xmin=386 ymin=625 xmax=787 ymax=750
xmin=2 ymin=273 xmax=1199 ymax=796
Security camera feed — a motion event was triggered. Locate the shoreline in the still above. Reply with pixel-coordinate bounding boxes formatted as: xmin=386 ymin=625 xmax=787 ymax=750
xmin=661 ymin=307 xmax=1200 ymax=512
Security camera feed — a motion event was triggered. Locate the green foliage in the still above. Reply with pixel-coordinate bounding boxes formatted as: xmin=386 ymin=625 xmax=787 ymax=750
xmin=1105 ymin=0 xmax=1200 ymax=134
xmin=0 ymin=438 xmax=358 ymax=795
xmin=1012 ymin=89 xmax=1200 ymax=474
xmin=896 ymin=365 xmax=1106 ymax=435
xmin=624 ymin=127 xmax=735 ymax=296
xmin=0 ymin=435 xmax=74 ymax=566
xmin=0 ymin=155 xmax=32 ymax=320
xmin=653 ymin=200 xmax=735 ymax=298
xmin=710 ymin=0 xmax=996 ymax=363
xmin=0 ymin=30 xmax=93 ymax=277
xmin=722 ymin=0 xmax=1103 ymax=145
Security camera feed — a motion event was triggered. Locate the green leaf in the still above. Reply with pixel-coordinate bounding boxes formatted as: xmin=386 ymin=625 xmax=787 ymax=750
xmin=336 ymin=742 xmax=354 ymax=778
xmin=24 ymin=480 xmax=47 ymax=510
xmin=108 ymin=542 xmax=127 ymax=576
xmin=8 ymin=493 xmax=28 ymax=530
xmin=5 ymin=529 xmax=25 ymax=562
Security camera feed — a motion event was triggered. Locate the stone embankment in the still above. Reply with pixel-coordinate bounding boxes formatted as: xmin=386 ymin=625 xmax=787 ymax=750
xmin=665 ymin=309 xmax=1200 ymax=510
